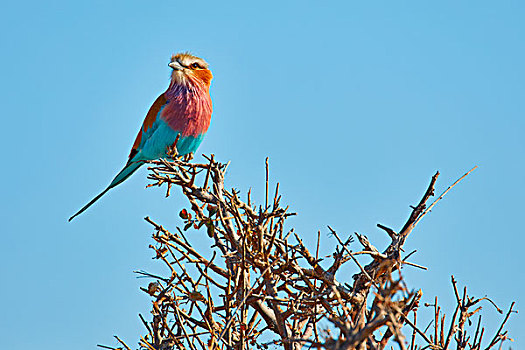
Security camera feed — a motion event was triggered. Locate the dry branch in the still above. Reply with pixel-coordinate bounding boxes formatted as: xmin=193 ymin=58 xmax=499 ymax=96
xmin=98 ymin=157 xmax=514 ymax=350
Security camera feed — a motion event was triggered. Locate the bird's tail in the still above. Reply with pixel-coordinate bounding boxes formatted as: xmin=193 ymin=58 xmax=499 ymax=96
xmin=69 ymin=161 xmax=143 ymax=221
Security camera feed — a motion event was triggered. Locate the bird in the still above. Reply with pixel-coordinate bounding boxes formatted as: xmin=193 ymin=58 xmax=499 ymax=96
xmin=69 ymin=53 xmax=213 ymax=221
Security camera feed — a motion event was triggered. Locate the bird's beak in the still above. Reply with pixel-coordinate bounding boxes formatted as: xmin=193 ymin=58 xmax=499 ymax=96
xmin=169 ymin=61 xmax=184 ymax=71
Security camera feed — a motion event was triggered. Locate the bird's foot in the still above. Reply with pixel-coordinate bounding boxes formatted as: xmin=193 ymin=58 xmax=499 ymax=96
xmin=166 ymin=143 xmax=179 ymax=159
xmin=166 ymin=135 xmax=181 ymax=159
xmin=183 ymin=153 xmax=194 ymax=162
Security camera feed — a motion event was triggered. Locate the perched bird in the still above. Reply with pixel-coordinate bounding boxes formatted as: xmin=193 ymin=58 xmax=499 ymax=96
xmin=69 ymin=53 xmax=213 ymax=221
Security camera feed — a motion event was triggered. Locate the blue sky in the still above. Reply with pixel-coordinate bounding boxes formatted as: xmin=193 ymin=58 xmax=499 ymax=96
xmin=1 ymin=1 xmax=523 ymax=348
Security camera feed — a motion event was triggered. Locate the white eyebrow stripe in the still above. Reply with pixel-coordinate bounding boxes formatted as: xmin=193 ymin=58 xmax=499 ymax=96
xmin=171 ymin=53 xmax=209 ymax=69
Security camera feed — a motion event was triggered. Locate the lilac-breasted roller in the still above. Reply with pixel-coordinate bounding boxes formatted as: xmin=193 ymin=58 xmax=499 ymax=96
xmin=69 ymin=53 xmax=213 ymax=221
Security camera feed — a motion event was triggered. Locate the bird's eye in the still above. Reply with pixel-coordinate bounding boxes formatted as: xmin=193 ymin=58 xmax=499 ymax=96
xmin=190 ymin=63 xmax=201 ymax=69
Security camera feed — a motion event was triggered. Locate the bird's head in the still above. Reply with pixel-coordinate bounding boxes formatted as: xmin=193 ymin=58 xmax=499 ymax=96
xmin=168 ymin=53 xmax=213 ymax=89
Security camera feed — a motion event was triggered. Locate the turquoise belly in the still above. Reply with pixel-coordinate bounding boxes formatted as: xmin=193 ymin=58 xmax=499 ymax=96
xmin=136 ymin=119 xmax=205 ymax=160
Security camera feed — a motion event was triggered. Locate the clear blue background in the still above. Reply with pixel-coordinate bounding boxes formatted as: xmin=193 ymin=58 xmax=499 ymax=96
xmin=1 ymin=1 xmax=523 ymax=348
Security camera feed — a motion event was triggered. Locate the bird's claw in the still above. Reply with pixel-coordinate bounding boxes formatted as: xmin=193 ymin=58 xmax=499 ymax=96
xmin=166 ymin=135 xmax=181 ymax=159
xmin=183 ymin=153 xmax=194 ymax=162
xmin=166 ymin=144 xmax=179 ymax=159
